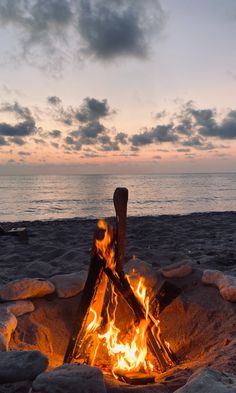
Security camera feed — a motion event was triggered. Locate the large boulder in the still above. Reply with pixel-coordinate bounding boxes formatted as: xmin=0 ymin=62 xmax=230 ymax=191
xmin=0 ymin=278 xmax=55 ymax=301
xmin=49 ymin=271 xmax=87 ymax=298
xmin=0 ymin=350 xmax=48 ymax=383
xmin=175 ymin=367 xmax=236 ymax=392
xmin=31 ymin=364 xmax=106 ymax=393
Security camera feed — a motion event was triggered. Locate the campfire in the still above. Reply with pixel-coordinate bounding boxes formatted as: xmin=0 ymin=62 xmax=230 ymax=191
xmin=63 ymin=188 xmax=178 ymax=384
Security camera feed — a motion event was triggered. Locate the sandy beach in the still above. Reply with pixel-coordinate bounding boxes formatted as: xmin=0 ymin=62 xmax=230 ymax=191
xmin=0 ymin=212 xmax=236 ymax=392
xmin=0 ymin=211 xmax=236 ymax=284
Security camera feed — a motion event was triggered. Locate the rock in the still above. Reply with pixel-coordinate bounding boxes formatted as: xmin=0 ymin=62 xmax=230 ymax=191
xmin=0 ymin=310 xmax=17 ymax=350
xmin=0 ymin=332 xmax=7 ymax=351
xmin=202 ymin=270 xmax=236 ymax=302
xmin=0 ymin=278 xmax=55 ymax=301
xmin=161 ymin=261 xmax=193 ymax=278
xmin=174 ymin=367 xmax=236 ymax=392
xmin=0 ymin=300 xmax=35 ymax=316
xmin=31 ymin=364 xmax=106 ymax=393
xmin=0 ymin=350 xmax=48 ymax=383
xmin=50 ymin=270 xmax=87 ymax=298
xmin=124 ymin=257 xmax=158 ymax=297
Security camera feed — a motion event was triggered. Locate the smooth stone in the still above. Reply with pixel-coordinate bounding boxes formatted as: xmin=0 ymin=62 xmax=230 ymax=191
xmin=0 ymin=278 xmax=55 ymax=301
xmin=175 ymin=367 xmax=236 ymax=392
xmin=0 ymin=310 xmax=17 ymax=350
xmin=0 ymin=300 xmax=35 ymax=316
xmin=202 ymin=270 xmax=236 ymax=302
xmin=161 ymin=261 xmax=193 ymax=278
xmin=31 ymin=364 xmax=106 ymax=393
xmin=0 ymin=332 xmax=7 ymax=351
xmin=50 ymin=270 xmax=87 ymax=298
xmin=0 ymin=350 xmax=48 ymax=383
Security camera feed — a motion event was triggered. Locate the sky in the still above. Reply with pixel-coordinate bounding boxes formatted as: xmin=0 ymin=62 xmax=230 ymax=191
xmin=0 ymin=0 xmax=236 ymax=174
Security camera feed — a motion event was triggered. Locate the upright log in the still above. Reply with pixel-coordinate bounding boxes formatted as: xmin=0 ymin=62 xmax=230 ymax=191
xmin=113 ymin=187 xmax=128 ymax=273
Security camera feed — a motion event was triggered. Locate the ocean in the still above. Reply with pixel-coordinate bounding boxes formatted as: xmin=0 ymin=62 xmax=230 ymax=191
xmin=0 ymin=173 xmax=235 ymax=222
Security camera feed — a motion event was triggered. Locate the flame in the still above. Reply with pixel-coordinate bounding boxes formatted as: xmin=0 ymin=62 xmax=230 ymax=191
xmin=95 ymin=219 xmax=116 ymax=271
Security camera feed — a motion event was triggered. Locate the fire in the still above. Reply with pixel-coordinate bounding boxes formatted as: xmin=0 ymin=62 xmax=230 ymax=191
xmin=74 ymin=219 xmax=174 ymax=378
xmin=81 ymin=219 xmax=156 ymax=376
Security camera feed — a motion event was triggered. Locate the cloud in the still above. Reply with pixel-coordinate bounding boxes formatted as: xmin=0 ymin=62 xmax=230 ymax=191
xmin=75 ymin=97 xmax=114 ymax=122
xmin=48 ymin=129 xmax=62 ymax=138
xmin=0 ymin=121 xmax=35 ymax=137
xmin=0 ymin=136 xmax=8 ymax=146
xmin=131 ymin=124 xmax=178 ymax=146
xmin=47 ymin=96 xmax=62 ymax=106
xmin=0 ymin=101 xmax=36 ymax=139
xmin=77 ymin=0 xmax=165 ymax=60
xmin=0 ymin=0 xmax=166 ymax=71
xmin=18 ymin=151 xmax=31 ymax=156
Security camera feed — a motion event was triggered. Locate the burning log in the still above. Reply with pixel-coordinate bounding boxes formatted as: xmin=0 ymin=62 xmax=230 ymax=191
xmin=64 ymin=232 xmax=107 ymax=364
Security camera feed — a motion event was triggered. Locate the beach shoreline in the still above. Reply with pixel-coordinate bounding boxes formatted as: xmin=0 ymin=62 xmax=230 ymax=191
xmin=0 ymin=211 xmax=235 ymax=285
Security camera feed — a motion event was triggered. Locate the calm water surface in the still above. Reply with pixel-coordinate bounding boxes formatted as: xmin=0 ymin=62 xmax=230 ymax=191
xmin=0 ymin=173 xmax=235 ymax=222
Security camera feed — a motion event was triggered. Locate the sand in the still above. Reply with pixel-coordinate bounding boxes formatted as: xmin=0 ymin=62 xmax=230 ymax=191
xmin=0 ymin=211 xmax=236 ymax=285
xmin=0 ymin=211 xmax=236 ymax=392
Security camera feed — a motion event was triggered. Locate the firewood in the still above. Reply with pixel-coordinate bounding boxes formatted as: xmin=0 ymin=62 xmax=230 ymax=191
xmin=113 ymin=188 xmax=128 ymax=273
xmin=64 ymin=238 xmax=106 ymax=364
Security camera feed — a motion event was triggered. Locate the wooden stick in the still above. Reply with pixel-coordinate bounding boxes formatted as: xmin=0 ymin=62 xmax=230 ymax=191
xmin=64 ymin=236 xmax=106 ymax=364
xmin=113 ymin=188 xmax=128 ymax=273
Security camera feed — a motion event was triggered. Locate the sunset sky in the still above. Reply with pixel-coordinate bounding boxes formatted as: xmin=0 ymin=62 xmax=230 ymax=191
xmin=0 ymin=0 xmax=236 ymax=174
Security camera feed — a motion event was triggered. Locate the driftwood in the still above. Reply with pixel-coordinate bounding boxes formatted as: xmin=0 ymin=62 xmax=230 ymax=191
xmin=113 ymin=188 xmax=128 ymax=273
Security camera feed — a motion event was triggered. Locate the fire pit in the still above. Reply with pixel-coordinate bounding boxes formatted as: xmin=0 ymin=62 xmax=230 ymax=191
xmin=0 ymin=188 xmax=236 ymax=392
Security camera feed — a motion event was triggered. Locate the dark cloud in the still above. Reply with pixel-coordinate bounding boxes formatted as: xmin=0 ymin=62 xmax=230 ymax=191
xmin=0 ymin=0 xmax=165 ymax=70
xmin=131 ymin=124 xmax=178 ymax=146
xmin=1 ymin=101 xmax=34 ymax=122
xmin=75 ymin=97 xmax=114 ymax=122
xmin=0 ymin=102 xmax=36 ymax=138
xmin=49 ymin=129 xmax=62 ymax=138
xmin=0 ymin=121 xmax=35 ymax=137
xmin=77 ymin=0 xmax=165 ymax=60
xmin=9 ymin=136 xmax=26 ymax=145
xmin=115 ymin=132 xmax=128 ymax=144
xmin=47 ymin=96 xmax=62 ymax=106
xmin=34 ymin=138 xmax=47 ymax=145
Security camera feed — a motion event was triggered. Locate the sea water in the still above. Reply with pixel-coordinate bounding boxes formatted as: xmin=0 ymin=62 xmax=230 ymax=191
xmin=0 ymin=173 xmax=235 ymax=222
